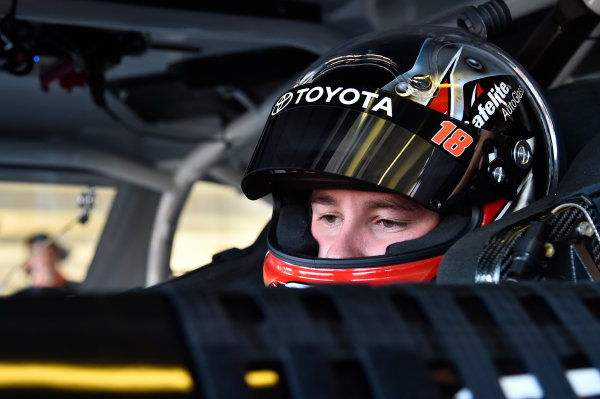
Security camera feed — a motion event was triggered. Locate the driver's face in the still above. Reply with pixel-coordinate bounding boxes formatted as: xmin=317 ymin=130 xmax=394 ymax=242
xmin=310 ymin=189 xmax=439 ymax=258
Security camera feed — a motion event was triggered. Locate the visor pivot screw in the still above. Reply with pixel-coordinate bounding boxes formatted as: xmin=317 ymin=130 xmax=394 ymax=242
xmin=513 ymin=140 xmax=532 ymax=169
xmin=409 ymin=74 xmax=432 ymax=91
xmin=491 ymin=166 xmax=505 ymax=183
xmin=466 ymin=58 xmax=483 ymax=71
xmin=395 ymin=81 xmax=409 ymax=95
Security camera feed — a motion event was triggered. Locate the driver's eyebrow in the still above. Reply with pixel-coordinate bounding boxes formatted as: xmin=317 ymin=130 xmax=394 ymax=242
xmin=310 ymin=192 xmax=413 ymax=211
xmin=310 ymin=193 xmax=337 ymax=206
xmin=365 ymin=199 xmax=411 ymax=211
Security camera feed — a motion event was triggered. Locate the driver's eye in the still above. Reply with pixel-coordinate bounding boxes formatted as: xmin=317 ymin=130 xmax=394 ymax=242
xmin=323 ymin=215 xmax=337 ymax=223
xmin=381 ymin=219 xmax=396 ymax=228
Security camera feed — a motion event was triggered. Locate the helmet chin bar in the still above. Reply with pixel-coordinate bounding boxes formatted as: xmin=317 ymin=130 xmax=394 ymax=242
xmin=263 ymin=251 xmax=443 ymax=286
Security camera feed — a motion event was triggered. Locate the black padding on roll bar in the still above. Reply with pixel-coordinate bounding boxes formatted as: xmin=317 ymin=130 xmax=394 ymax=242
xmin=2 ymin=283 xmax=600 ymax=398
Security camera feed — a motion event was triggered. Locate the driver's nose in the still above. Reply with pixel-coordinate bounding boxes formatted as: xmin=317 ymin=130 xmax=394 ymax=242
xmin=321 ymin=225 xmax=367 ymax=259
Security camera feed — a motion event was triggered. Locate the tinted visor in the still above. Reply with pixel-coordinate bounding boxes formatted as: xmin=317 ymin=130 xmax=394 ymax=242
xmin=243 ymin=96 xmax=480 ymax=209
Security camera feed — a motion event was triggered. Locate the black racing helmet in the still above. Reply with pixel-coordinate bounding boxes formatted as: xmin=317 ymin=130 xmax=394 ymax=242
xmin=242 ymin=25 xmax=560 ymax=286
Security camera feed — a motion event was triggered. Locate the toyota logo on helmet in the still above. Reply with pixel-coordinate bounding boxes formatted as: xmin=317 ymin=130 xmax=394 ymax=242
xmin=271 ymin=92 xmax=293 ymax=116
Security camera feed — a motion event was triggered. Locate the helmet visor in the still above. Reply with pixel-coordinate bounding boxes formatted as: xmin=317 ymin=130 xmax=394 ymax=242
xmin=243 ymin=92 xmax=482 ymax=209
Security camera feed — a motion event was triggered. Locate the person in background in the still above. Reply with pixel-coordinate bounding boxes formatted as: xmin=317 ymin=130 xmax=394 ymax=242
xmin=24 ymin=233 xmax=70 ymax=289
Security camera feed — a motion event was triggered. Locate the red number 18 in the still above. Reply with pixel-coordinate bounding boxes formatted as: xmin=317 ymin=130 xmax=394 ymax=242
xmin=431 ymin=121 xmax=473 ymax=157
